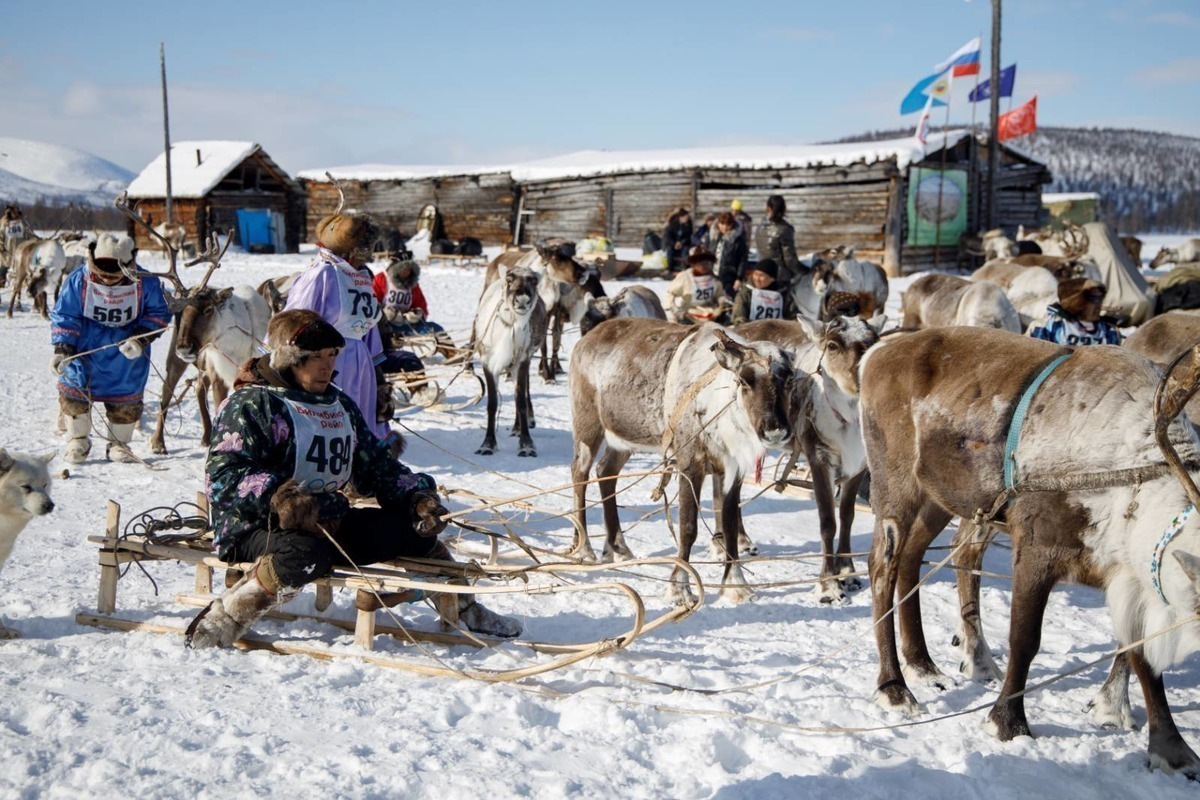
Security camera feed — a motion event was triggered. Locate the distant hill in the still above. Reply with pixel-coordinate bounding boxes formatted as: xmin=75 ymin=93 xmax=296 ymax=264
xmin=833 ymin=126 xmax=1200 ymax=233
xmin=0 ymin=137 xmax=133 ymax=208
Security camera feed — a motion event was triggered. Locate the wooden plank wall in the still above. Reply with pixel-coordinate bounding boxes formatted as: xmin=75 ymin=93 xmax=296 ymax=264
xmin=302 ymin=175 xmax=515 ymax=245
xmin=127 ymin=198 xmax=206 ymax=252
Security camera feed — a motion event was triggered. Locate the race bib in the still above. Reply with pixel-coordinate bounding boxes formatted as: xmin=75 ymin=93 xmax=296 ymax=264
xmin=1062 ymin=318 xmax=1109 ymax=346
xmin=384 ymin=278 xmax=413 ymax=313
xmin=749 ymin=287 xmax=784 ymax=320
xmin=5 ymin=222 xmax=22 ymax=238
xmin=280 ymin=395 xmax=357 ymax=494
xmin=334 ymin=264 xmax=381 ymax=340
xmin=83 ymin=279 xmax=140 ymax=328
xmin=692 ymin=273 xmax=717 ymax=304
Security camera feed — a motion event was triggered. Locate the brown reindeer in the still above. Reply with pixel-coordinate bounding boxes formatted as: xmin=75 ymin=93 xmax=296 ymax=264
xmin=861 ymin=325 xmax=1200 ymax=776
xmin=6 ymin=238 xmax=65 ymax=318
xmin=1125 ymin=312 xmax=1200 ymax=429
xmin=901 ymin=274 xmax=1022 ymax=332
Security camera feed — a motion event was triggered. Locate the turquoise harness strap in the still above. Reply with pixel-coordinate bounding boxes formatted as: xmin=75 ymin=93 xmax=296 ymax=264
xmin=1004 ymin=353 xmax=1072 ymax=491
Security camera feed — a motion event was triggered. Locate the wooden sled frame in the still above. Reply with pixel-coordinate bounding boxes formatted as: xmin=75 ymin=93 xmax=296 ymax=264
xmin=76 ymin=499 xmax=705 ymax=680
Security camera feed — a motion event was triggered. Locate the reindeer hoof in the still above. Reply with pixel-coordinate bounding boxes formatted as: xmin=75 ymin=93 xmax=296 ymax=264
xmin=874 ymin=684 xmax=922 ymax=718
xmin=740 ymin=542 xmax=758 ymax=557
xmin=517 ymin=446 xmax=537 ymax=458
xmin=839 ymin=575 xmax=863 ymax=592
xmin=719 ymin=585 xmax=754 ymax=604
xmin=475 ymin=445 xmax=495 ymax=456
xmin=1088 ymin=692 xmax=1135 ymax=731
xmin=817 ymin=581 xmax=848 ymax=605
xmin=666 ymin=584 xmax=698 ymax=607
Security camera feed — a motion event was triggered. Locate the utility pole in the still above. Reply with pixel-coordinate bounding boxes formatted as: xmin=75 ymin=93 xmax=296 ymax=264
xmin=986 ymin=0 xmax=1001 ymax=229
xmin=160 ymin=42 xmax=173 ymax=225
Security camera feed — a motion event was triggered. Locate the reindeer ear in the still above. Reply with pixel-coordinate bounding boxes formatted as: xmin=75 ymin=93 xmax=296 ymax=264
xmin=868 ymin=313 xmax=888 ymax=334
xmin=796 ymin=316 xmax=822 ymax=343
xmin=1173 ymin=550 xmax=1200 ymax=585
xmin=36 ymin=452 xmax=54 ymax=466
xmin=0 ymin=448 xmax=13 ymax=474
xmin=844 ymin=246 xmax=856 ymax=259
xmin=710 ymin=330 xmax=747 ymax=372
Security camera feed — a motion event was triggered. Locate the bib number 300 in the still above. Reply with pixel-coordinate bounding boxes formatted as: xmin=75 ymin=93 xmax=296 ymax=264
xmin=305 ymin=434 xmax=351 ymax=476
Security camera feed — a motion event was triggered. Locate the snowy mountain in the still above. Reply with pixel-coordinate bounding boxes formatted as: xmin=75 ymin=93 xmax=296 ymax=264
xmin=0 ymin=137 xmax=133 ymax=207
xmin=835 ymin=126 xmax=1200 ymax=233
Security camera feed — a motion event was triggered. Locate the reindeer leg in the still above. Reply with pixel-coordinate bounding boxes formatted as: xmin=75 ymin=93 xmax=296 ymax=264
xmin=718 ymin=470 xmax=752 ymax=604
xmin=538 ymin=310 xmax=556 ymax=384
xmin=569 ymin=435 xmax=602 ymax=562
xmin=836 ymin=469 xmax=865 ymax=591
xmin=551 ymin=311 xmax=564 ymax=376
xmin=596 ymin=447 xmax=633 ymax=562
xmin=807 ymin=439 xmax=845 ymax=604
xmin=669 ymin=462 xmax=704 ymax=606
xmin=196 ymin=374 xmax=213 ymax=448
xmin=986 ymin=535 xmax=1061 ymax=741
xmin=951 ymin=519 xmax=1003 ymax=683
xmin=475 ymin=368 xmax=499 ymax=455
xmin=515 ymin=359 xmax=536 ymax=457
xmin=1129 ymin=648 xmax=1200 ymax=776
xmin=150 ymin=348 xmax=188 ymax=455
xmin=896 ymin=502 xmax=954 ymax=690
xmin=1088 ymin=652 xmax=1134 ymax=730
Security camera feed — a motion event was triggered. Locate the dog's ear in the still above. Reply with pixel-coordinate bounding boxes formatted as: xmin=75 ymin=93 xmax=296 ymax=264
xmin=0 ymin=448 xmax=13 ymax=474
xmin=36 ymin=452 xmax=54 ymax=467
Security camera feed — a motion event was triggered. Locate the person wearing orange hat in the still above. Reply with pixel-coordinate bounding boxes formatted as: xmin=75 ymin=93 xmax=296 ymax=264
xmin=1028 ymin=277 xmax=1122 ymax=345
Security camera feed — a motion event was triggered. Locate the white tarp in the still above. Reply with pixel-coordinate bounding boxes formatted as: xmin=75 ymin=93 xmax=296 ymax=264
xmin=1084 ymin=221 xmax=1154 ymax=325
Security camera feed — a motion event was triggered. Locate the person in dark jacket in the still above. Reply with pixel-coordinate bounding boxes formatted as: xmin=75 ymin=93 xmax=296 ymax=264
xmin=712 ymin=212 xmax=748 ymax=296
xmin=730 ymin=199 xmax=752 ymax=249
xmin=186 ymin=309 xmax=521 ymax=649
xmin=755 ymin=195 xmax=803 ymax=285
xmin=662 ymin=208 xmax=693 ymax=274
xmin=731 ymin=258 xmax=798 ymax=324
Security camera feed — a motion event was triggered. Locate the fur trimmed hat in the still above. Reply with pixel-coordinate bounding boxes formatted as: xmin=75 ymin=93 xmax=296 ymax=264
xmin=385 ymin=258 xmax=420 ymax=288
xmin=88 ymin=235 xmax=136 ymax=276
xmin=688 ymin=247 xmax=717 ymax=266
xmin=1058 ymin=277 xmax=1106 ymax=318
xmin=316 ymin=212 xmax=378 ymax=259
xmin=266 ymin=310 xmax=346 ymax=370
xmin=752 ymin=258 xmax=779 ymax=280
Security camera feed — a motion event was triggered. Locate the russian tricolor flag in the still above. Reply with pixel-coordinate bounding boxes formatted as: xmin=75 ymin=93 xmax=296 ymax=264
xmin=933 ymin=36 xmax=981 ymax=78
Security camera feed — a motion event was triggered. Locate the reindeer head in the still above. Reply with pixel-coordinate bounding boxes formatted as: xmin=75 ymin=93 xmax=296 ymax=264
xmin=798 ymin=315 xmax=885 ymax=396
xmin=710 ymin=330 xmax=795 ymax=448
xmin=579 ymin=296 xmax=615 ymax=336
xmin=503 ymin=266 xmax=541 ymax=315
xmin=1150 ymin=247 xmax=1176 ymax=270
xmin=535 ymin=238 xmax=587 ymax=285
xmin=174 ymin=286 xmax=236 ymax=363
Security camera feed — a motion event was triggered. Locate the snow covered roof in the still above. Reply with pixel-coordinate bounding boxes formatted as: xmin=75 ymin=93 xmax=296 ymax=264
xmin=297 ymin=164 xmax=510 ymax=182
xmin=298 ymin=131 xmax=971 ymax=185
xmin=126 ymin=141 xmax=262 ymax=198
xmin=1043 ymin=191 xmax=1100 ymax=203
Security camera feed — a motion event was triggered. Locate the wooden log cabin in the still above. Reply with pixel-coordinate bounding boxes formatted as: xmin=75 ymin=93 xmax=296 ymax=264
xmin=301 ymin=132 xmax=1049 ymax=276
xmin=125 ymin=141 xmax=304 ymax=254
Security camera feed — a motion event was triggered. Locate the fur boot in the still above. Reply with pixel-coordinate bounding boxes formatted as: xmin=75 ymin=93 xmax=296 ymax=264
xmin=457 ymin=598 xmax=523 ymax=638
xmin=63 ymin=414 xmax=91 ymax=464
xmin=185 ymin=556 xmax=294 ymax=649
xmin=106 ymin=422 xmax=137 ymax=463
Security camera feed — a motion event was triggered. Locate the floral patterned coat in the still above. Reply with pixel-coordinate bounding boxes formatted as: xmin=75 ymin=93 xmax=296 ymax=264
xmin=205 ymin=357 xmax=434 ymax=559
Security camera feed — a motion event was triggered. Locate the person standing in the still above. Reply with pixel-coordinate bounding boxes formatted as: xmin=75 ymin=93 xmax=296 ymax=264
xmin=50 ymin=235 xmax=170 ymax=464
xmin=755 ymin=195 xmax=803 ymax=285
xmin=730 ymin=199 xmax=753 ymax=250
xmin=712 ymin=212 xmax=748 ymax=296
xmin=186 ymin=309 xmax=521 ymax=649
xmin=662 ymin=208 xmax=693 ymax=274
xmin=285 ymin=207 xmax=398 ymax=448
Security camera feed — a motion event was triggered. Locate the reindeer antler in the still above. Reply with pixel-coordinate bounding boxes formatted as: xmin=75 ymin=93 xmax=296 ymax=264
xmin=1154 ymin=345 xmax=1200 ymax=510
xmin=325 ymin=171 xmax=346 ymax=217
xmin=183 ymin=229 xmax=234 ymax=293
xmin=114 ymin=192 xmax=186 ymax=295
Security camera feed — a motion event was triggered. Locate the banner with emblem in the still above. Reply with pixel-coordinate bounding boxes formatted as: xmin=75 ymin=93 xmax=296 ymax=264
xmin=906 ymin=168 xmax=969 ymax=246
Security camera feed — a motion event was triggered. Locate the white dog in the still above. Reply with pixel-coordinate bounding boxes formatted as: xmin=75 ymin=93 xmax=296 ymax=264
xmin=0 ymin=448 xmax=55 ymax=639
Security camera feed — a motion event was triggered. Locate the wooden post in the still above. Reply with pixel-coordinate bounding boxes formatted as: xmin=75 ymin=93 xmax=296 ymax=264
xmin=193 ymin=491 xmax=212 ymax=594
xmin=97 ymin=501 xmax=121 ymax=615
xmin=354 ymin=607 xmax=377 ymax=650
xmin=883 ymin=171 xmax=904 ymax=278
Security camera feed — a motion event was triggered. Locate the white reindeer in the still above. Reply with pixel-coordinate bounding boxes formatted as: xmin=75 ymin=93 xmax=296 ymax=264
xmin=1150 ymin=239 xmax=1200 ymax=269
xmin=472 ymin=265 xmax=547 ymax=457
xmin=579 ymin=285 xmax=667 ymax=335
xmin=901 ymin=273 xmax=1022 ymax=332
xmin=861 ymin=326 xmax=1200 ymax=777
xmin=6 ymin=238 xmax=65 ymax=319
xmin=972 ymin=260 xmax=1060 ymax=331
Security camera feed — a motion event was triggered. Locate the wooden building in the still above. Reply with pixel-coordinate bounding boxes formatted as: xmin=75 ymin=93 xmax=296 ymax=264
xmin=125 ymin=141 xmax=304 ymax=253
xmin=301 ymin=132 xmax=1050 ymax=276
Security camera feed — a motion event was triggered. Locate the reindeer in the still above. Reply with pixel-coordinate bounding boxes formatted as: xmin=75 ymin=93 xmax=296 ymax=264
xmin=1150 ymin=239 xmax=1200 ymax=269
xmin=114 ymin=194 xmax=267 ymax=454
xmin=736 ymin=316 xmax=884 ymax=603
xmin=1120 ymin=235 xmax=1144 ymax=267
xmin=1017 ymin=222 xmax=1090 ymax=259
xmin=6 ymin=238 xmax=65 ymax=318
xmin=256 ymin=273 xmax=298 ymax=314
xmin=901 ymin=274 xmax=1022 ymax=332
xmin=472 ymin=265 xmax=547 ymax=457
xmin=861 ymin=325 xmax=1200 ymax=777
xmin=568 ymin=318 xmax=798 ymax=604
xmin=579 ymin=285 xmax=666 ymax=336
xmin=794 ymin=246 xmax=888 ymax=321
xmin=972 ymin=260 xmax=1059 ymax=331
xmin=1125 ymin=313 xmax=1200 ymax=429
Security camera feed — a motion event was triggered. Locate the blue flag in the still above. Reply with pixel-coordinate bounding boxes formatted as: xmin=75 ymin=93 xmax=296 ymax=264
xmin=969 ymin=64 xmax=1017 ymax=102
xmin=900 ymin=72 xmax=950 ymax=115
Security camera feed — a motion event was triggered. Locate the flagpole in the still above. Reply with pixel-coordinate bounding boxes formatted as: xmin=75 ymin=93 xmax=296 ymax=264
xmin=970 ymin=30 xmax=982 ymax=134
xmin=934 ymin=73 xmax=953 ymax=271
xmin=986 ymin=0 xmax=1002 ymax=229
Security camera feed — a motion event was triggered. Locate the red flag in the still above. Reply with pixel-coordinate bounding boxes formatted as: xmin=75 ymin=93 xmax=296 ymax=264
xmin=998 ymin=96 xmax=1037 ymax=141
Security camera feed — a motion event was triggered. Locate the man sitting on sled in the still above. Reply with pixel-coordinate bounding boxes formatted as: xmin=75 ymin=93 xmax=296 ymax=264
xmin=185 ymin=309 xmax=521 ymax=649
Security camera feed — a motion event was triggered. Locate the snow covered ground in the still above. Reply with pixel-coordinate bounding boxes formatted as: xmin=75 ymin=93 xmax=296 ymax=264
xmin=4 ymin=244 xmax=1200 ymax=798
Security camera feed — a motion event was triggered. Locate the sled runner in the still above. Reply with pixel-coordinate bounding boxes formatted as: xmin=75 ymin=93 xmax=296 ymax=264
xmin=76 ymin=498 xmax=702 ymax=680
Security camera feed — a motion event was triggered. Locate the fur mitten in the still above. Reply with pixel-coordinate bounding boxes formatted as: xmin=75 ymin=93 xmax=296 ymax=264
xmin=410 ymin=490 xmax=448 ymax=537
xmin=271 ymin=478 xmax=323 ymax=534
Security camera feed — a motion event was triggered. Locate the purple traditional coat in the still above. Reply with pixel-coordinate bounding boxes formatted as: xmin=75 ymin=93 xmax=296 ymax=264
xmin=284 ymin=248 xmax=389 ymax=438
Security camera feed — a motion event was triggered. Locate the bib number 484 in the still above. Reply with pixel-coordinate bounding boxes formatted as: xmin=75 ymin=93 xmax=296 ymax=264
xmin=306 ymin=434 xmax=351 ymax=476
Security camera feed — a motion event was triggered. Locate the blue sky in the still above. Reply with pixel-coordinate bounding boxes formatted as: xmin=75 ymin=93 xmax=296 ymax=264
xmin=2 ymin=0 xmax=1198 ymax=174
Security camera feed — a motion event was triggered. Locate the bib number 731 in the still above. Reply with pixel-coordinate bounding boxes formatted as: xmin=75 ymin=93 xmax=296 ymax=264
xmin=305 ymin=434 xmax=352 ymax=476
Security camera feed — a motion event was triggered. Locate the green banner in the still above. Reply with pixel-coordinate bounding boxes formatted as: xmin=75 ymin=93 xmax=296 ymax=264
xmin=907 ymin=167 xmax=969 ymax=246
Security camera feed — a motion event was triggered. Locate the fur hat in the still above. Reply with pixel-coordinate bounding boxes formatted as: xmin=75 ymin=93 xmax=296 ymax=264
xmin=1058 ymin=277 xmax=1106 ymax=318
xmin=386 ymin=258 xmax=420 ymax=288
xmin=752 ymin=258 xmax=779 ymax=280
xmin=316 ymin=212 xmax=378 ymax=259
xmin=688 ymin=247 xmax=717 ymax=266
xmin=88 ymin=235 xmax=136 ymax=276
xmin=267 ymin=310 xmax=346 ymax=370
xmin=730 ymin=199 xmax=744 ymax=212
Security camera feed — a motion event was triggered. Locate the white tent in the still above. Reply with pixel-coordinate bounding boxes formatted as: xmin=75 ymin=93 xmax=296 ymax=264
xmin=1084 ymin=221 xmax=1154 ymax=325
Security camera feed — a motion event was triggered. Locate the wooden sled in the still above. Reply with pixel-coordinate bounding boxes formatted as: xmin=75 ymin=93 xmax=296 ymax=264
xmin=76 ymin=499 xmax=703 ymax=680
xmin=388 ymin=365 xmax=484 ymax=413
xmin=424 ymin=252 xmax=489 ymax=268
